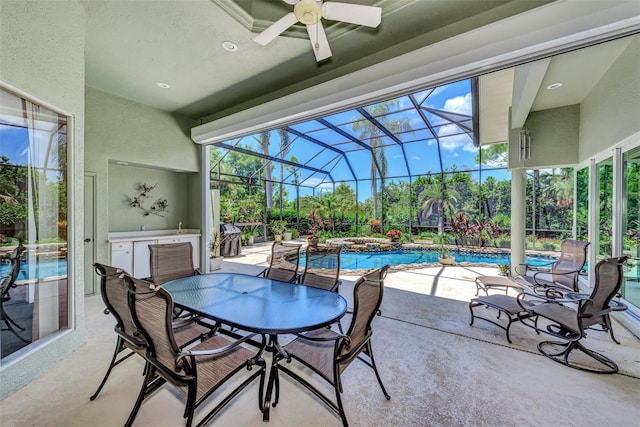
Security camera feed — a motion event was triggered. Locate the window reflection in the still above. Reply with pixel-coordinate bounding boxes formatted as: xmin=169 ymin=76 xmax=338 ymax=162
xmin=0 ymin=87 xmax=69 ymax=359
xmin=622 ymin=147 xmax=640 ymax=308
xmin=596 ymin=159 xmax=614 ymax=259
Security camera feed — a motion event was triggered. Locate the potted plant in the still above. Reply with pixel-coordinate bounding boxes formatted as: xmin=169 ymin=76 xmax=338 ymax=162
xmin=283 ymin=228 xmax=293 ymax=241
xmin=497 ymin=263 xmax=510 ymax=276
xmin=270 ymin=220 xmax=286 ymax=242
xmin=307 ymin=223 xmax=319 ymax=247
xmin=386 ymin=229 xmax=402 ymax=242
xmin=434 ymin=234 xmax=455 ymax=265
xmin=209 ymin=231 xmax=223 ymax=271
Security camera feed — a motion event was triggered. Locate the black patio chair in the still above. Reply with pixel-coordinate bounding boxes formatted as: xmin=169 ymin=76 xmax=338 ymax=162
xmin=270 ymin=265 xmax=391 ymax=426
xmin=300 ymin=245 xmax=342 ymax=292
xmin=124 ymin=274 xmax=267 ymax=427
xmin=90 ymin=263 xmax=214 ymax=401
xmin=258 ymin=241 xmax=302 ymax=283
xmin=517 ymin=239 xmax=590 ymax=296
xmin=1 ymin=243 xmax=29 ymax=344
xmin=517 ymin=256 xmax=628 ymax=374
xmin=149 ymin=242 xmax=200 ymax=286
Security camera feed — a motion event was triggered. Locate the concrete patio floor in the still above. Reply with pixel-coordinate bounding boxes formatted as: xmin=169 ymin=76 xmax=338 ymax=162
xmin=1 ymin=241 xmax=639 ymax=426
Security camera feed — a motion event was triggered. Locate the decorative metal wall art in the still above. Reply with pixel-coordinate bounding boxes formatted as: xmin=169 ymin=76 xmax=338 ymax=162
xmin=129 ymin=183 xmax=168 ymax=217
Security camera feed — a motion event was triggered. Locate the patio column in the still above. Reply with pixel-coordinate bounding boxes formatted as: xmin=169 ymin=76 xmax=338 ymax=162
xmin=510 ymin=168 xmax=526 ymax=275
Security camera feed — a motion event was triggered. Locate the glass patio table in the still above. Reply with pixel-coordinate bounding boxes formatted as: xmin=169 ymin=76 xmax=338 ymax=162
xmin=162 ymin=272 xmax=348 ymax=421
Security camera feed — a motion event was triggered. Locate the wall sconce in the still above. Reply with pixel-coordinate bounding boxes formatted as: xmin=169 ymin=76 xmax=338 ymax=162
xmin=518 ymin=126 xmax=531 ymax=161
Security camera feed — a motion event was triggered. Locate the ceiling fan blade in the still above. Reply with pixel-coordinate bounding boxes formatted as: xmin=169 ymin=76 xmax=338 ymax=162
xmin=252 ymin=12 xmax=298 ymax=46
xmin=306 ymin=22 xmax=332 ymax=62
xmin=322 ymin=2 xmax=381 ymax=28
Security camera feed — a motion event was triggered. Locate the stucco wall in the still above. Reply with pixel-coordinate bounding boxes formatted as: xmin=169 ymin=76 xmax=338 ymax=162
xmin=0 ymin=0 xmax=86 ymax=399
xmin=579 ymin=36 xmax=640 ymax=161
xmin=84 ymin=87 xmax=200 ymax=270
xmin=509 ymin=105 xmax=580 ymax=169
xmin=108 ymin=164 xmax=191 ymax=232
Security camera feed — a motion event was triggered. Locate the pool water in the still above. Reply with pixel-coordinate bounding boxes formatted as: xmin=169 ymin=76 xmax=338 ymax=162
xmin=0 ymin=260 xmax=68 ymax=281
xmin=301 ymin=250 xmax=556 ymax=271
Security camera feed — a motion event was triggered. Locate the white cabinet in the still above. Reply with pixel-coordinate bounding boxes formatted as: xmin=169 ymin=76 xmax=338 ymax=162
xmin=110 ymin=242 xmax=133 ymax=273
xmin=157 ymin=236 xmax=200 ymax=269
xmin=133 ymin=240 xmax=155 ymax=278
xmin=108 ymin=232 xmax=201 ymax=279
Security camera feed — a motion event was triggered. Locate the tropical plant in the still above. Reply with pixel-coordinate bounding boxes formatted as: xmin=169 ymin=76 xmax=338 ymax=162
xmin=433 ymin=234 xmax=452 ymax=258
xmin=497 ymin=263 xmax=510 ymax=276
xmin=419 ymin=182 xmax=460 ymax=235
xmin=269 ymin=219 xmax=287 ymax=236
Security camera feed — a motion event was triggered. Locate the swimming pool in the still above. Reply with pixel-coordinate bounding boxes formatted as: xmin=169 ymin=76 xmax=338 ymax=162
xmin=0 ymin=260 xmax=68 ymax=281
xmin=301 ymin=250 xmax=556 ymax=271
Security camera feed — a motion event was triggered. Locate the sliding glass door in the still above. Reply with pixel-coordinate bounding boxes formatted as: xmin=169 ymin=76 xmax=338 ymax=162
xmin=595 ymin=158 xmax=614 ymax=261
xmin=622 ymin=146 xmax=640 ymax=309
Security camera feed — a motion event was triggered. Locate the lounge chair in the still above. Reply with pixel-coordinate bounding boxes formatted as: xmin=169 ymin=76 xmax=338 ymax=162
xmin=517 ymin=256 xmax=628 ymax=373
xmin=517 ymin=239 xmax=590 ymax=296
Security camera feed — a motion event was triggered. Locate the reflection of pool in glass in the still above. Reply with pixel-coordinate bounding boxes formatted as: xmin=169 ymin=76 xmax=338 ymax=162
xmin=301 ymin=250 xmax=557 ymax=271
xmin=0 ymin=260 xmax=68 ymax=281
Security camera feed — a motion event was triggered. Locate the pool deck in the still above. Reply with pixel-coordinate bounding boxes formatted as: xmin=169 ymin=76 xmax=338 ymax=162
xmin=221 ymin=240 xmax=520 ymax=303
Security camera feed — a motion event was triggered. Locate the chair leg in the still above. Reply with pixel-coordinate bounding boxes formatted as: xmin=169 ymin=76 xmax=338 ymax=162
xmin=365 ymin=341 xmax=390 ymax=400
xmin=90 ymin=336 xmax=132 ymax=400
xmin=125 ymin=365 xmax=154 ymax=427
xmin=184 ymin=386 xmax=197 ymax=427
xmin=0 ymin=304 xmax=31 ymax=344
xmin=333 ymin=377 xmax=349 ymax=427
xmin=538 ymin=340 xmax=618 ymax=374
xmin=603 ymin=314 xmax=620 ymax=344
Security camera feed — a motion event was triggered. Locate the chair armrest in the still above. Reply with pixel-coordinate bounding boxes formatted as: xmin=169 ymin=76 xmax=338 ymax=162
xmin=294 ymin=330 xmax=349 ymax=344
xmin=532 ymin=269 xmax=578 ymax=288
xmin=516 ymin=290 xmax=584 ymax=310
xmin=177 ymin=333 xmax=261 ymax=360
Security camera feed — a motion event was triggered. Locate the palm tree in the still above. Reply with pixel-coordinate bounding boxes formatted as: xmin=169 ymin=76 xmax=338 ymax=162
xmin=277 ymin=128 xmax=294 ymax=211
xmin=257 ymin=131 xmax=273 ymax=209
xmin=419 ymin=182 xmax=459 ymax=235
xmin=352 ymin=101 xmax=411 ymax=218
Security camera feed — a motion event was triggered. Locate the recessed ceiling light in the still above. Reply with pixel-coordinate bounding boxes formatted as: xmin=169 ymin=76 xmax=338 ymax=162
xmin=175 ymin=169 xmax=185 ymax=173
xmin=222 ymin=41 xmax=238 ymax=52
xmin=116 ymin=161 xmax=129 ymax=165
xmin=546 ymin=83 xmax=563 ymax=90
xmin=155 ymin=82 xmax=170 ymax=89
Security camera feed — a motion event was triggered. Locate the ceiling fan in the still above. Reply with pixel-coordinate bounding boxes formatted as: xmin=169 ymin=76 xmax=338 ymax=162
xmin=252 ymin=0 xmax=382 ymax=62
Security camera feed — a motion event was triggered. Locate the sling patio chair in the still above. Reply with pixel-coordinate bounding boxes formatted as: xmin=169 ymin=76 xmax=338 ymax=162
xmin=516 ymin=239 xmax=590 ymax=297
xmin=89 ymin=263 xmax=215 ymax=401
xmin=149 ymin=242 xmax=200 ymax=286
xmin=124 ymin=274 xmax=267 ymax=427
xmin=269 ymin=265 xmax=391 ymax=427
xmin=258 ymin=241 xmax=302 ymax=283
xmin=1 ymin=242 xmax=29 ymax=344
xmin=516 ymin=256 xmax=628 ymax=374
xmin=299 ymin=245 xmax=342 ymax=292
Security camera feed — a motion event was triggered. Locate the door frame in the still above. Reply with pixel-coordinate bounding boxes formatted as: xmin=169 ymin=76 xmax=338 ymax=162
xmin=84 ymin=172 xmax=97 ymax=295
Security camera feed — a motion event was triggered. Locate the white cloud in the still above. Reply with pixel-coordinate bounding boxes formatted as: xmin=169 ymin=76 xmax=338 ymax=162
xmin=443 ymin=92 xmax=472 ymax=115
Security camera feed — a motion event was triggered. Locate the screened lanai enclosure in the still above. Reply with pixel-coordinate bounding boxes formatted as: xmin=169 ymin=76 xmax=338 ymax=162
xmin=201 ymin=34 xmax=640 ymax=314
xmin=209 ymin=76 xmax=576 ymax=249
